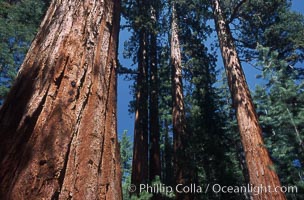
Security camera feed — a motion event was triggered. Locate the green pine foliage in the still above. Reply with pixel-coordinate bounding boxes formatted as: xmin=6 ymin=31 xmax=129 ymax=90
xmin=120 ymin=130 xmax=133 ymax=183
xmin=0 ymin=0 xmax=47 ymax=103
xmin=174 ymin=1 xmax=246 ymax=199
xmin=225 ymin=0 xmax=304 ymax=66
xmin=120 ymin=130 xmax=134 ymax=200
xmin=254 ymin=45 xmax=304 ymax=199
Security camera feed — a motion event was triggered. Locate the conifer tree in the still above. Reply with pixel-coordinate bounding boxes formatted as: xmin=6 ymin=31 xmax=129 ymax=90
xmin=211 ymin=0 xmax=286 ymax=199
xmin=120 ymin=130 xmax=133 ymax=200
xmin=122 ymin=0 xmax=152 ymax=192
xmin=149 ymin=0 xmax=161 ymax=184
xmin=0 ymin=0 xmax=122 ymax=199
xmin=226 ymin=0 xmax=304 ymax=69
xmin=254 ymin=45 xmax=304 ymax=199
xmin=170 ymin=2 xmax=190 ymax=199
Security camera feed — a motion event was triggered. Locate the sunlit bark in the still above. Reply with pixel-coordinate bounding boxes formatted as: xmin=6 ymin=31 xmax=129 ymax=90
xmin=211 ymin=0 xmax=286 ymax=199
xmin=171 ymin=3 xmax=190 ymax=200
xmin=0 ymin=0 xmax=122 ymax=199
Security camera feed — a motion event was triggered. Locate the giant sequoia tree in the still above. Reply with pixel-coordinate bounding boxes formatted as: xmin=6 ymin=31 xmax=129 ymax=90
xmin=149 ymin=0 xmax=161 ymax=184
xmin=129 ymin=0 xmax=162 ymax=193
xmin=170 ymin=2 xmax=189 ymax=200
xmin=211 ymin=0 xmax=286 ymax=199
xmin=131 ymin=0 xmax=149 ymax=191
xmin=0 ymin=0 xmax=122 ymax=199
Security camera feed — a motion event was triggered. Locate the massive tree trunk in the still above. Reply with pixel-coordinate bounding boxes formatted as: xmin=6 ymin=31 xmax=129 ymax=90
xmin=170 ymin=3 xmax=189 ymax=200
xmin=149 ymin=2 xmax=161 ymax=183
xmin=211 ymin=0 xmax=286 ymax=199
xmin=131 ymin=0 xmax=149 ymax=192
xmin=0 ymin=0 xmax=122 ymax=199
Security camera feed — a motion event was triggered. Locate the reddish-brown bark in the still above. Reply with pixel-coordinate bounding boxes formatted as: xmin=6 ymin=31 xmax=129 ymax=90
xmin=0 ymin=0 xmax=122 ymax=199
xmin=170 ymin=3 xmax=190 ymax=200
xmin=149 ymin=2 xmax=161 ymax=184
xmin=131 ymin=0 xmax=149 ymax=192
xmin=211 ymin=0 xmax=286 ymax=199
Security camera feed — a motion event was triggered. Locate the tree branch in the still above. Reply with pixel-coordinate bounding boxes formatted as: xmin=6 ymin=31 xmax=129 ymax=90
xmin=117 ymin=65 xmax=138 ymax=75
xmin=228 ymin=0 xmax=247 ymax=24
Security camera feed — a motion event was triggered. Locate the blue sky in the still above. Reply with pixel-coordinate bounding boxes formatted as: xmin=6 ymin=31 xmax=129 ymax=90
xmin=117 ymin=0 xmax=304 ymax=138
xmin=291 ymin=0 xmax=304 ymax=13
xmin=117 ymin=24 xmax=134 ymax=137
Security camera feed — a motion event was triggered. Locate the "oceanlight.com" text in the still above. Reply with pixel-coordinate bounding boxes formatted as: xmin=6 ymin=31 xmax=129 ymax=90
xmin=133 ymin=183 xmax=298 ymax=196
